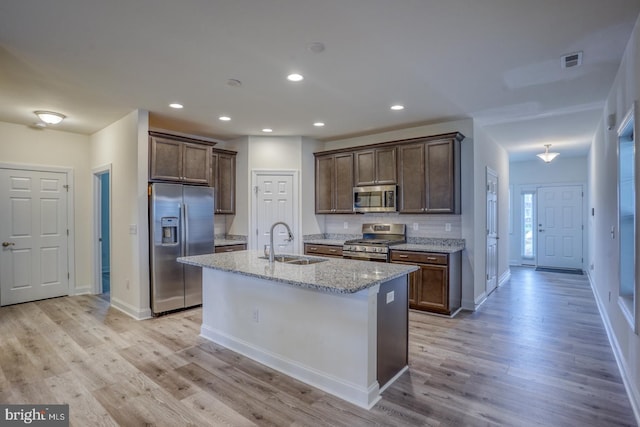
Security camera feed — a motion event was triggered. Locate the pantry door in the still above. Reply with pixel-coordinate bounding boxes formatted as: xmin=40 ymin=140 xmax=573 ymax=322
xmin=252 ymin=170 xmax=299 ymax=253
xmin=0 ymin=167 xmax=70 ymax=306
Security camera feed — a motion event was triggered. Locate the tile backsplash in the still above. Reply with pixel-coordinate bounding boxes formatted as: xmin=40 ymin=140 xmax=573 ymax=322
xmin=323 ymin=213 xmax=462 ymax=239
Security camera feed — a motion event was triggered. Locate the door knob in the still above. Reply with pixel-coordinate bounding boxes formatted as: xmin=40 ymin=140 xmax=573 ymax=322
xmin=2 ymin=242 xmax=15 ymax=247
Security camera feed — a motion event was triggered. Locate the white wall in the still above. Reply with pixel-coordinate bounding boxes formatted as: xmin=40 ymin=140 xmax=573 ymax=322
xmin=90 ymin=110 xmax=150 ymax=319
xmin=0 ymin=121 xmax=92 ymax=292
xmin=588 ymin=13 xmax=640 ymax=421
xmin=471 ymin=124 xmax=510 ymax=308
xmin=509 ymin=156 xmax=588 ymax=266
xmin=224 ymin=135 xmax=322 ymax=247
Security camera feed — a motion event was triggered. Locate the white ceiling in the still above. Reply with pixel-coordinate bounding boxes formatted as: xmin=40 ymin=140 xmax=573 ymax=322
xmin=1 ymin=1 xmax=638 ymax=161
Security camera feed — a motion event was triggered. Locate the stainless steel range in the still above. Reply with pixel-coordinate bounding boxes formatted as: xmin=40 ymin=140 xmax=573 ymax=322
xmin=343 ymin=223 xmax=406 ymax=262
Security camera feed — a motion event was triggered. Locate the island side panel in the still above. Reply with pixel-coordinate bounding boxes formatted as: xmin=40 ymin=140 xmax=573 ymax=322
xmin=376 ymin=275 xmax=409 ymax=388
xmin=200 ymin=268 xmax=381 ymax=409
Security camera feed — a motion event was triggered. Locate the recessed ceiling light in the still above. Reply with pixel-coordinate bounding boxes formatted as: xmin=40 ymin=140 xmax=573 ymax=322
xmin=307 ymin=42 xmax=326 ymax=54
xmin=287 ymin=73 xmax=304 ymax=82
xmin=227 ymin=78 xmax=242 ymax=87
xmin=262 ymin=128 xmax=273 ymax=133
xmin=390 ymin=105 xmax=405 ymax=111
xmin=169 ymin=103 xmax=184 ymax=109
xmin=313 ymin=122 xmax=325 ymax=127
xmin=219 ymin=116 xmax=231 ymax=121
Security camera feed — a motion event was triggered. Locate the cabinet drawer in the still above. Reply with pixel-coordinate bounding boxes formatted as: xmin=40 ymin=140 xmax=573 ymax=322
xmin=390 ymin=251 xmax=447 ymax=265
xmin=215 ymin=244 xmax=246 ymax=253
xmin=304 ymin=243 xmax=343 ymax=257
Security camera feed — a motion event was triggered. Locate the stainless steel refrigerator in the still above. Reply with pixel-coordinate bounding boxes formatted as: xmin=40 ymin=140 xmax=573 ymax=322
xmin=149 ymin=182 xmax=214 ymax=315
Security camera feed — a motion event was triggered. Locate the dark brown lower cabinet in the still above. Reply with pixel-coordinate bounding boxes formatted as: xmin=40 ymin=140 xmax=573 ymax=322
xmin=304 ymin=243 xmax=343 ymax=258
xmin=390 ymin=250 xmax=461 ymax=316
xmin=214 ymin=244 xmax=246 ymax=253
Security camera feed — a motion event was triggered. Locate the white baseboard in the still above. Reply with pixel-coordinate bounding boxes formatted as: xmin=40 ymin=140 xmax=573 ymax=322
xmin=200 ymin=324 xmax=381 ymax=409
xmin=72 ymin=285 xmax=93 ymax=295
xmin=462 ymin=291 xmax=486 ymax=312
xmin=587 ymin=271 xmax=640 ymax=425
xmin=110 ymin=297 xmax=152 ymax=320
xmin=498 ymin=269 xmax=511 ymax=287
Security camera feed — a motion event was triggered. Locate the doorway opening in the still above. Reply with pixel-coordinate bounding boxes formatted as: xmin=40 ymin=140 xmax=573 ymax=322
xmin=617 ymin=101 xmax=638 ymax=333
xmin=93 ymin=166 xmax=111 ymax=301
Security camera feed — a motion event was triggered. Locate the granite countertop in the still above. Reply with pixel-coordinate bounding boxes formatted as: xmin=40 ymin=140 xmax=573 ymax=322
xmin=178 ymin=250 xmax=417 ymax=294
xmin=303 ymin=237 xmax=465 ymax=253
xmin=303 ymin=239 xmax=348 ymax=246
xmin=391 ymin=242 xmax=465 ymax=254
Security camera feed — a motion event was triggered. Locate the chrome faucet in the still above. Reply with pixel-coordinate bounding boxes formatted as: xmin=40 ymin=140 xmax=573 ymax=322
xmin=269 ymin=221 xmax=294 ymax=263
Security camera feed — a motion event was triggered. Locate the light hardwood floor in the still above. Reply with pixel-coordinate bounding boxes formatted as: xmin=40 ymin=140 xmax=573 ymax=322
xmin=0 ymin=267 xmax=636 ymax=426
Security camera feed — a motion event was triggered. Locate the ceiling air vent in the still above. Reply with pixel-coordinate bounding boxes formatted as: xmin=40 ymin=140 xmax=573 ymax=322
xmin=561 ymin=51 xmax=583 ymax=69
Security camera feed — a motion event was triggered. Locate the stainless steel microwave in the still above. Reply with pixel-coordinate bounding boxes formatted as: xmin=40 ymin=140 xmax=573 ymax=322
xmin=353 ymin=185 xmax=397 ymax=213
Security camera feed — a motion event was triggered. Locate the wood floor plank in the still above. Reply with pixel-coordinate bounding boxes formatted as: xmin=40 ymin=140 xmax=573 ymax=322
xmin=0 ymin=267 xmax=635 ymax=426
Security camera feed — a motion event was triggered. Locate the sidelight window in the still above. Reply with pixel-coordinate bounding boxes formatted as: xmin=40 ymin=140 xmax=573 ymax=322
xmin=522 ymin=192 xmax=535 ymax=259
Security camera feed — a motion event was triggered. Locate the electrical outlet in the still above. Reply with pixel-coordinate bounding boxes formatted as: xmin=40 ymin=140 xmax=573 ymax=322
xmin=252 ymin=308 xmax=259 ymax=323
xmin=129 ymin=224 xmax=137 ymax=235
xmin=126 ymin=279 xmax=130 ymax=290
xmin=386 ymin=291 xmax=395 ymax=304
xmin=445 ymin=223 xmax=451 ymax=232
xmin=413 ymin=223 xmax=419 ymax=231
xmin=344 ymin=221 xmax=349 ymax=229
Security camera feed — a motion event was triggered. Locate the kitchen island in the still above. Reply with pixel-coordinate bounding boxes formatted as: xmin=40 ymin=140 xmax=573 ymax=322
xmin=178 ymin=250 xmax=417 ymax=409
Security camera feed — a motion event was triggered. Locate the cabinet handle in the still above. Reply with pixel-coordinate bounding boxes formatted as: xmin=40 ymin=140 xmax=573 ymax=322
xmin=426 ymin=257 xmax=438 ymax=261
xmin=329 ymin=249 xmax=337 ymax=252
xmin=225 ymin=248 xmax=234 ymax=252
xmin=310 ymin=247 xmax=318 ymax=250
xmin=399 ymin=255 xmax=409 ymax=258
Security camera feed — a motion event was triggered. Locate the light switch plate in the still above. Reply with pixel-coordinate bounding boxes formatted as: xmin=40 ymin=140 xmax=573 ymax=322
xmin=129 ymin=224 xmax=137 ymax=235
xmin=413 ymin=223 xmax=419 ymax=231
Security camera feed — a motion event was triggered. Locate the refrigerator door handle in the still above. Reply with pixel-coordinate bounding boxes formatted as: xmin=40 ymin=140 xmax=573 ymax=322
xmin=183 ymin=203 xmax=190 ymax=256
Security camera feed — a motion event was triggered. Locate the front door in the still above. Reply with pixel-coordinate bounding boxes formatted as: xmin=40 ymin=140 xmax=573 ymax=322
xmin=0 ymin=168 xmax=69 ymax=306
xmin=254 ymin=172 xmax=297 ymax=253
xmin=536 ymin=185 xmax=583 ymax=269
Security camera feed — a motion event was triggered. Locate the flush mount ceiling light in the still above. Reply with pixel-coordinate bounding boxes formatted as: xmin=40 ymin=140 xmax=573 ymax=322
xmin=34 ymin=110 xmax=65 ymax=125
xmin=169 ymin=103 xmax=184 ymax=109
xmin=287 ymin=73 xmax=304 ymax=82
xmin=390 ymin=104 xmax=405 ymax=111
xmin=313 ymin=122 xmax=325 ymax=127
xmin=536 ymin=144 xmax=560 ymax=163
xmin=219 ymin=116 xmax=231 ymax=121
xmin=262 ymin=128 xmax=273 ymax=133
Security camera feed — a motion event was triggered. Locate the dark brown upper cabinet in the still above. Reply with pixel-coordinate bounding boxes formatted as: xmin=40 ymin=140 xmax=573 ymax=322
xmin=398 ymin=136 xmax=460 ymax=214
xmin=314 ymin=132 xmax=463 ymax=215
xmin=211 ymin=149 xmax=237 ymax=214
xmin=315 ymin=152 xmax=354 ymax=214
xmin=149 ymin=132 xmax=213 ymax=185
xmin=354 ymin=147 xmax=397 ymax=186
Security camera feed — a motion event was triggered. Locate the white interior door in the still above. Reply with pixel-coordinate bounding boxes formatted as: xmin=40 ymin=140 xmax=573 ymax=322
xmin=486 ymin=168 xmax=498 ymax=294
xmin=536 ymin=185 xmax=583 ymax=269
xmin=0 ymin=168 xmax=69 ymax=306
xmin=253 ymin=172 xmax=297 ymax=254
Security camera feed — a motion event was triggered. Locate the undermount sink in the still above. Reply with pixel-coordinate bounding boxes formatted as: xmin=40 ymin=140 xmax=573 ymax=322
xmin=259 ymin=255 xmax=328 ymax=265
